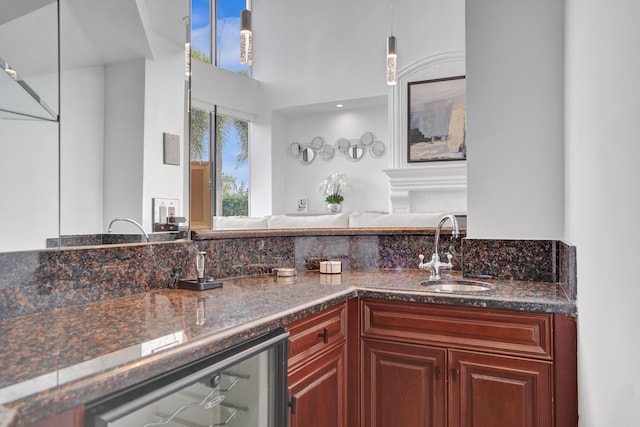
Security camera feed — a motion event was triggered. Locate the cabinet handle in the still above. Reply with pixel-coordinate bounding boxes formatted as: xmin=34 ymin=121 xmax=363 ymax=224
xmin=317 ymin=327 xmax=329 ymax=344
xmin=434 ymin=366 xmax=441 ymax=380
xmin=289 ymin=396 xmax=297 ymax=415
xmin=451 ymin=368 xmax=459 ymax=381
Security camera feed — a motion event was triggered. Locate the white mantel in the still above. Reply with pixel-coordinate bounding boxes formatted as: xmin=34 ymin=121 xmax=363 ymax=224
xmin=383 ymin=162 xmax=467 ymax=214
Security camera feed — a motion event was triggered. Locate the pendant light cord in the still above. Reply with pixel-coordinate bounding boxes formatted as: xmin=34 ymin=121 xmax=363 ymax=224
xmin=390 ymin=0 xmax=394 ymax=35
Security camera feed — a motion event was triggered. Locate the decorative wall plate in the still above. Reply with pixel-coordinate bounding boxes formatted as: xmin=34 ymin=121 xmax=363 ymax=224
xmin=360 ymin=131 xmax=374 ymax=146
xmin=370 ymin=140 xmax=386 ymax=158
xmin=311 ymin=136 xmax=325 ymax=150
xmin=335 ymin=137 xmax=350 ymax=153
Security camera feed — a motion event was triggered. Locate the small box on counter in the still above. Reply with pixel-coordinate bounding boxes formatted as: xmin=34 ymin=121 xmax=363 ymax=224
xmin=320 ymin=261 xmax=342 ymax=274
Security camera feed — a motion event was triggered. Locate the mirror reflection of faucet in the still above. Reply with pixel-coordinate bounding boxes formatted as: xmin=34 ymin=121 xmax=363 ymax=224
xmin=418 ymin=214 xmax=460 ymax=280
xmin=107 ymin=217 xmax=150 ymax=242
xmin=196 ymin=251 xmax=206 ymax=283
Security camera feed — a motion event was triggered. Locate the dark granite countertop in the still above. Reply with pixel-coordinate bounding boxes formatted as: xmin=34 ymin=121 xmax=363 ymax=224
xmin=0 ymin=269 xmax=575 ymax=426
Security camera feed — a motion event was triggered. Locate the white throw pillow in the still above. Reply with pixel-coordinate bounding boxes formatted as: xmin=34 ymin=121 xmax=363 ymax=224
xmin=348 ymin=211 xmax=447 ymax=228
xmin=268 ymin=213 xmax=349 ymax=229
xmin=212 ymin=216 xmax=269 ymax=230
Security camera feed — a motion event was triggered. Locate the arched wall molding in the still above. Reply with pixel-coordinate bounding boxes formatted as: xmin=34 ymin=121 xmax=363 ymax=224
xmin=384 ymin=51 xmax=467 ymax=213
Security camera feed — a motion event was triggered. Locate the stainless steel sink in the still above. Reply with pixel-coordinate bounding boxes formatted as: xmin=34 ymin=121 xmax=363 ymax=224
xmin=419 ymin=279 xmax=493 ymax=293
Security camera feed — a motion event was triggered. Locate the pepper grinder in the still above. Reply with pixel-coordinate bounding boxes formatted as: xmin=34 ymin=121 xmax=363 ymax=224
xmin=196 ymin=251 xmax=206 ymax=283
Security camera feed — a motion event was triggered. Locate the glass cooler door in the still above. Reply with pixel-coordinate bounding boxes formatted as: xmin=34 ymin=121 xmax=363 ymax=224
xmin=86 ymin=329 xmax=289 ymax=427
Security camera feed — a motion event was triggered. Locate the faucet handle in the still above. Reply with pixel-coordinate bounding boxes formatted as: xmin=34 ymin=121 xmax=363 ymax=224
xmin=418 ymin=254 xmax=425 ymax=269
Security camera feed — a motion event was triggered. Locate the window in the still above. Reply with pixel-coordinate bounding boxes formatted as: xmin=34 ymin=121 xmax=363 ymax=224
xmin=190 ymin=0 xmax=211 ymax=62
xmin=190 ymin=108 xmax=250 ymax=229
xmin=216 ymin=113 xmax=249 ymax=216
xmin=191 ymin=0 xmax=250 ymax=75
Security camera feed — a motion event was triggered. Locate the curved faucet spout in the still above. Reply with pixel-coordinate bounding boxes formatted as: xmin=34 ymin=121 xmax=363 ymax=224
xmin=418 ymin=214 xmax=460 ymax=280
xmin=433 ymin=214 xmax=460 ymax=256
xmin=108 ymin=217 xmax=150 ymax=242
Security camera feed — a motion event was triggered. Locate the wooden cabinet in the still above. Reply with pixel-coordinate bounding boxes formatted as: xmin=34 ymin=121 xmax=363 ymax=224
xmin=288 ymin=344 xmax=346 ymax=427
xmin=361 ymin=299 xmax=575 ymax=427
xmin=286 ymin=302 xmax=349 ymax=427
xmin=362 ymin=338 xmax=446 ymax=427
xmin=449 ymin=350 xmax=552 ymax=427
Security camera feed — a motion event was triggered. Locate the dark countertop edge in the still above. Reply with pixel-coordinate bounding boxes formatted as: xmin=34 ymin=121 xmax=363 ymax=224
xmin=4 ymin=284 xmax=574 ymax=426
xmin=357 ymin=288 xmax=577 ymax=315
xmin=191 ymin=226 xmax=466 ymax=239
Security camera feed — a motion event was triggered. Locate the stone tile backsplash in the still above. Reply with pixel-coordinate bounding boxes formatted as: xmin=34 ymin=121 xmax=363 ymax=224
xmin=462 ymin=239 xmax=557 ymax=282
xmin=0 ymin=232 xmax=575 ymax=322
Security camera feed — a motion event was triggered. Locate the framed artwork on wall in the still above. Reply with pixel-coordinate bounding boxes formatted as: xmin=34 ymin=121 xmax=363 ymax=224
xmin=407 ymin=75 xmax=466 ymax=163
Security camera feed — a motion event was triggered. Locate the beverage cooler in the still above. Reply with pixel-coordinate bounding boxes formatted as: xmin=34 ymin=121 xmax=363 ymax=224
xmin=86 ymin=329 xmax=289 ymax=427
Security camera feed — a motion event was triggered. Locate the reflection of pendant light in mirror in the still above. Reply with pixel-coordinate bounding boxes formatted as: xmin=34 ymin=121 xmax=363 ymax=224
xmin=240 ymin=3 xmax=253 ymax=65
xmin=183 ymin=16 xmax=191 ymax=77
xmin=386 ymin=1 xmax=397 ymax=86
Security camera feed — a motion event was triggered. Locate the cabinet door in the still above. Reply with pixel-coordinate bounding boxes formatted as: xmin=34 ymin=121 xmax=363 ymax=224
xmin=362 ymin=338 xmax=446 ymax=427
xmin=289 ymin=344 xmax=347 ymax=427
xmin=449 ymin=350 xmax=552 ymax=427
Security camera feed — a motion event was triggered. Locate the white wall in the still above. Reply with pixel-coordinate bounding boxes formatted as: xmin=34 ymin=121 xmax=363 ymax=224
xmin=191 ymin=61 xmax=261 ymax=116
xmin=565 ymin=0 xmax=640 ymax=425
xmin=60 ymin=66 xmax=105 ymax=235
xmin=465 ymin=0 xmax=565 ymax=239
xmin=250 ymin=114 xmax=273 ymax=217
xmin=0 ymin=119 xmax=58 ymax=252
xmin=142 ymin=53 xmax=186 ymax=231
xmin=102 ymin=59 xmax=146 ymax=231
xmin=253 ymin=0 xmax=465 ymax=109
xmin=60 ymin=54 xmax=185 ymax=236
xmin=272 ymin=103 xmax=390 ymax=214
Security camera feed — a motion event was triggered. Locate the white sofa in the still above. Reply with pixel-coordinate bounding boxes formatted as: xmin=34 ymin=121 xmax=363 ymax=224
xmin=212 ymin=212 xmax=463 ymax=230
xmin=212 ymin=216 xmax=269 ymax=230
xmin=347 ymin=211 xmax=447 ymax=228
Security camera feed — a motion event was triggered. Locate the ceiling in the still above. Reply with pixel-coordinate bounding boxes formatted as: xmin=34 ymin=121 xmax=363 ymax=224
xmin=0 ymin=0 xmax=189 ymax=75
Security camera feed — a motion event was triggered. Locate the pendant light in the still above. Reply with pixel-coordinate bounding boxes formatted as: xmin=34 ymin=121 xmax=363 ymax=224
xmin=386 ymin=1 xmax=397 ymax=86
xmin=240 ymin=1 xmax=253 ymax=65
xmin=184 ymin=16 xmax=191 ymax=77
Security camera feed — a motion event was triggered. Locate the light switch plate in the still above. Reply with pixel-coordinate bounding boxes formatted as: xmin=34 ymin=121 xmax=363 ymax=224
xmin=296 ymin=197 xmax=309 ymax=212
xmin=163 ymin=132 xmax=180 ymax=165
xmin=152 ymin=198 xmax=180 ymax=224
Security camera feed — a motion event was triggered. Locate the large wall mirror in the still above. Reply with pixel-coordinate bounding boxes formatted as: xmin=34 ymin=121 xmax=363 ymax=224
xmin=0 ymin=0 xmax=190 ymax=253
xmin=0 ymin=0 xmax=59 ymax=252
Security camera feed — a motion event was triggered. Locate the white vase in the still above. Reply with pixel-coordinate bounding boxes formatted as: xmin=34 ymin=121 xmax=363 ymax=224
xmin=326 ymin=203 xmax=342 ymax=213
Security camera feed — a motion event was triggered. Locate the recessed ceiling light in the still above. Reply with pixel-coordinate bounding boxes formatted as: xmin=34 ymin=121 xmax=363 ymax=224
xmin=336 ymin=104 xmax=344 ymax=108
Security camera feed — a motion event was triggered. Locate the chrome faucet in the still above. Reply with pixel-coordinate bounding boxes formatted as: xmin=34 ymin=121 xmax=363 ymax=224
xmin=418 ymin=214 xmax=460 ymax=280
xmin=108 ymin=217 xmax=150 ymax=242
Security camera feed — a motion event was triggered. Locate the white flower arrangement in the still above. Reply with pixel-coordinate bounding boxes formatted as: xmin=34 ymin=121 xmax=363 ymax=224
xmin=318 ymin=172 xmax=350 ymax=204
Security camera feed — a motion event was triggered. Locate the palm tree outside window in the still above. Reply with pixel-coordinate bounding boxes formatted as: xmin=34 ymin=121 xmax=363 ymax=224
xmin=190 ymin=109 xmax=250 ymax=228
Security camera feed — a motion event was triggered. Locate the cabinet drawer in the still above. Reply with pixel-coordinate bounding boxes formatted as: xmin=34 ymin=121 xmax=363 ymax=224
xmin=287 ymin=303 xmax=347 ymax=369
xmin=361 ymin=299 xmax=552 ymax=359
